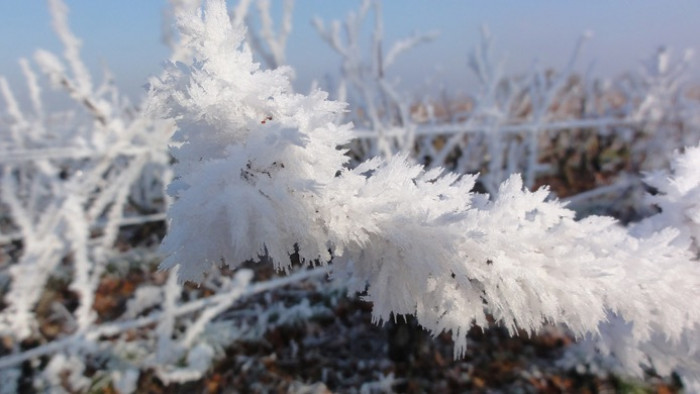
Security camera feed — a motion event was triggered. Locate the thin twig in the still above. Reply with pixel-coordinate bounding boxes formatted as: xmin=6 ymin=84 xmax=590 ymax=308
xmin=0 ymin=267 xmax=328 ymax=369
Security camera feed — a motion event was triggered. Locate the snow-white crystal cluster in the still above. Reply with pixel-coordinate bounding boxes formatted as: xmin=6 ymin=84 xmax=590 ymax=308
xmin=153 ymin=0 xmax=700 ymax=372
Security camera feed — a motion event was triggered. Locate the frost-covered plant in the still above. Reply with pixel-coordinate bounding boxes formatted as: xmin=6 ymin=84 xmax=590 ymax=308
xmin=615 ymin=47 xmax=700 ymax=172
xmin=163 ymin=0 xmax=295 ymax=70
xmin=635 ymin=144 xmax=700 ymax=254
xmin=0 ymin=0 xmax=179 ymax=390
xmin=2 ymin=0 xmax=699 ymax=391
xmin=156 ymin=2 xmax=700 ymax=382
xmin=313 ymin=0 xmax=437 ymax=159
xmin=0 ymin=0 xmax=173 ymax=341
xmin=245 ymin=0 xmax=294 ymax=70
xmin=0 ymin=0 xmax=322 ymax=391
xmin=563 ymin=144 xmax=700 ymax=386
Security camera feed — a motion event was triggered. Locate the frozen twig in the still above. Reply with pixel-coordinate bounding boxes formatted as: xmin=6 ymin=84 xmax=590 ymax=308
xmin=246 ymin=0 xmax=294 ymax=69
xmin=0 ymin=267 xmax=328 ymax=369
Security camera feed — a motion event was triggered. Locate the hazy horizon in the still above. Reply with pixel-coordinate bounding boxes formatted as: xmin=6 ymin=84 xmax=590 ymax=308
xmin=1 ymin=1 xmax=698 ymax=105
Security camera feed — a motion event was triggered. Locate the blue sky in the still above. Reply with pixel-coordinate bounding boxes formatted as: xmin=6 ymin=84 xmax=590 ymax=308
xmin=0 ymin=1 xmax=698 ymax=103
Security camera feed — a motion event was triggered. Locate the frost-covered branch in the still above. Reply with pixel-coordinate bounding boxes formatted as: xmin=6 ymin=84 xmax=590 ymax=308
xmin=0 ymin=0 xmax=172 ymax=370
xmin=155 ymin=2 xmax=700 ymax=383
xmin=0 ymin=0 xmax=330 ymax=389
xmin=562 ymin=145 xmax=700 ymax=386
xmin=313 ymin=0 xmax=436 ymax=158
xmin=245 ymin=0 xmax=294 ymax=70
xmin=0 ymin=266 xmax=326 ymax=370
xmin=47 ymin=0 xmax=93 ymax=96
xmin=1 ymin=0 xmax=699 ymax=391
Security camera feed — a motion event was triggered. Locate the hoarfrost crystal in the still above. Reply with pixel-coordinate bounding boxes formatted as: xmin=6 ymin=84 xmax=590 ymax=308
xmin=154 ymin=0 xmax=700 ymax=375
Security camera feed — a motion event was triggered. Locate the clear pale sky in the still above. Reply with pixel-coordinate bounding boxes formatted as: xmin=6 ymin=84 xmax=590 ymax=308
xmin=0 ymin=1 xmax=698 ymax=103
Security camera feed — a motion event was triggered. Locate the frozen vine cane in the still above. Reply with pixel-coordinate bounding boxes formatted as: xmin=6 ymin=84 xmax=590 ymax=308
xmin=153 ymin=0 xmax=700 ymax=381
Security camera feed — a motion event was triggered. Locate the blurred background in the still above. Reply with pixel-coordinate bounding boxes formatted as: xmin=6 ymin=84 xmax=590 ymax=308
xmin=1 ymin=1 xmax=699 ymax=101
xmin=1 ymin=1 xmax=699 ymax=392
